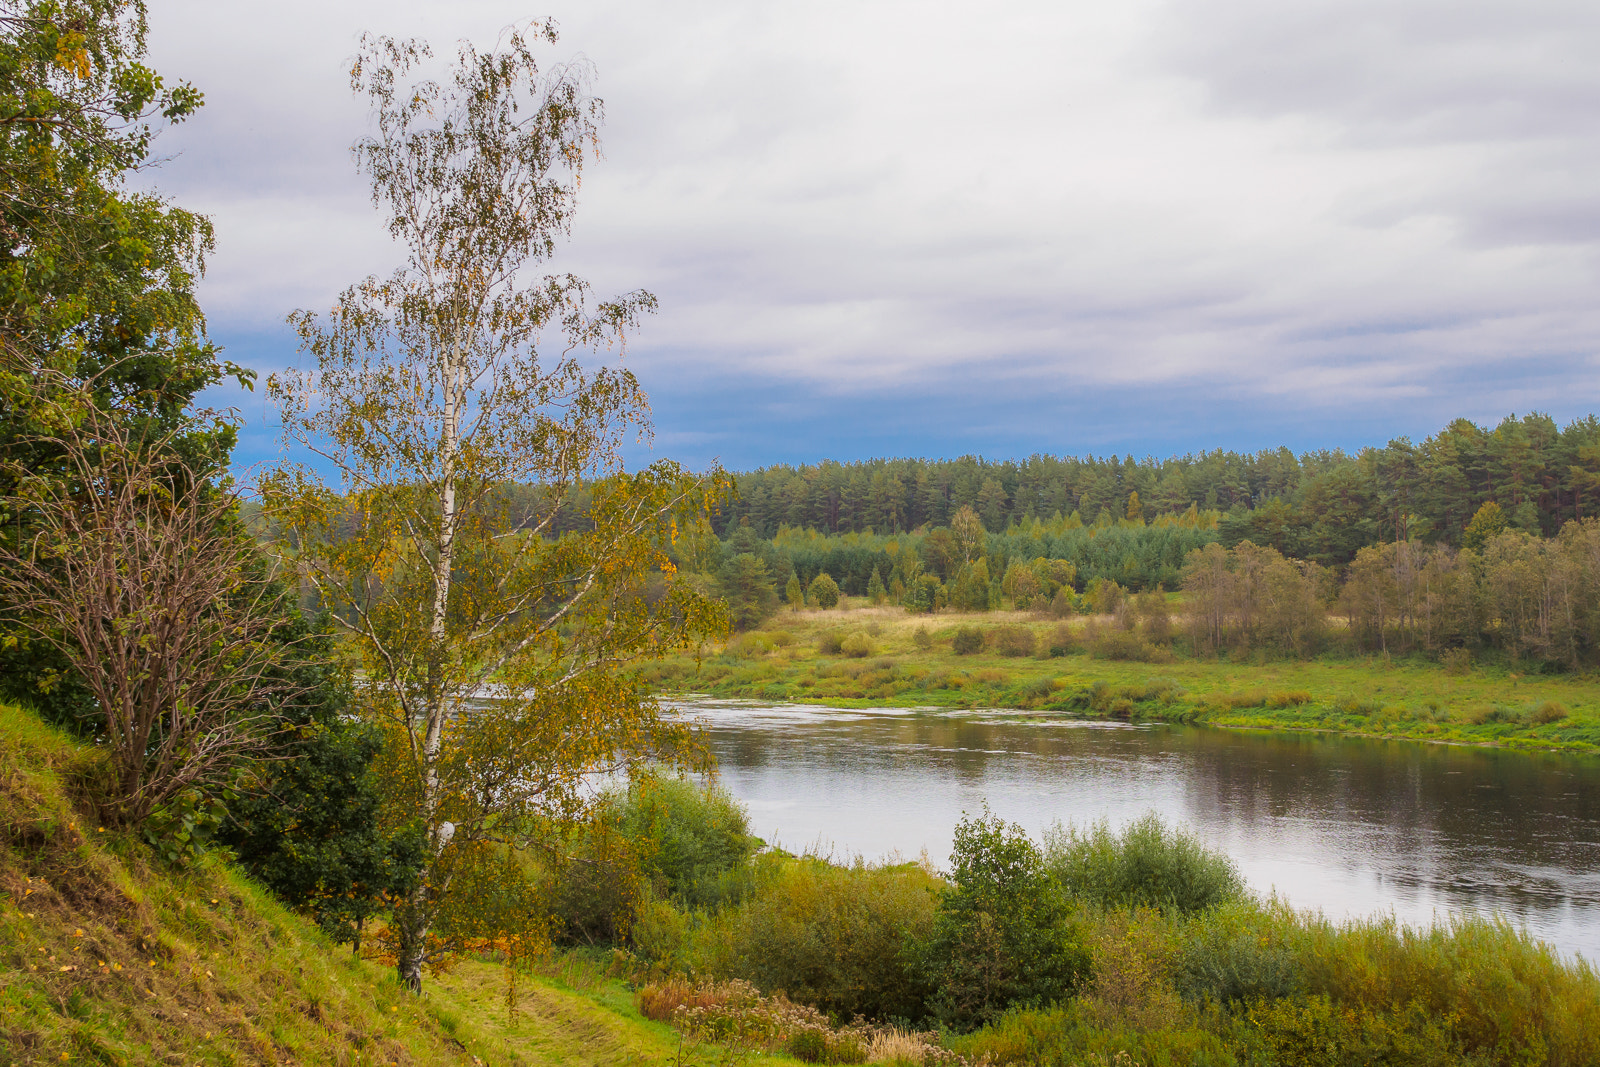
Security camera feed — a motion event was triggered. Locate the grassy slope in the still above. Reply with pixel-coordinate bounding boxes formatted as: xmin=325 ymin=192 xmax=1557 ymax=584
xmin=0 ymin=703 xmax=767 ymax=1067
xmin=649 ymin=601 xmax=1600 ymax=753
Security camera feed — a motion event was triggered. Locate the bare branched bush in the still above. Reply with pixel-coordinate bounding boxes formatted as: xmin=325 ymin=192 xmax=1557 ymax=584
xmin=0 ymin=408 xmax=305 ymax=825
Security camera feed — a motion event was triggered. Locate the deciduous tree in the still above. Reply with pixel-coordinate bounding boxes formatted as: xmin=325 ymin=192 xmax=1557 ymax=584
xmin=0 ymin=403 xmax=305 ymax=825
xmin=263 ymin=26 xmax=725 ymax=991
xmin=0 ymin=0 xmax=251 ymax=719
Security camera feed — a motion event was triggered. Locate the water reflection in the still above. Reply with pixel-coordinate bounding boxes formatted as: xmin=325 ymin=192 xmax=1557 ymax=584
xmin=670 ymin=699 xmax=1600 ymax=959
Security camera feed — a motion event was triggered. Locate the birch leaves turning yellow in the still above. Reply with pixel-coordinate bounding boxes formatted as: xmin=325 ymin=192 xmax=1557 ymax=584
xmin=262 ymin=24 xmax=726 ymax=992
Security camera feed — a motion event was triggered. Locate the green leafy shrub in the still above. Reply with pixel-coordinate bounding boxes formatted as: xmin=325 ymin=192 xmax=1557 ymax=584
xmin=809 ymin=572 xmax=842 ymax=609
xmin=142 ymin=787 xmax=231 ymax=866
xmin=952 ymin=627 xmax=984 ymax=655
xmin=913 ymin=626 xmax=933 ymax=651
xmin=787 ymin=1029 xmax=828 ymax=1062
xmin=687 ymin=856 xmax=939 ymax=1022
xmin=1016 ymin=677 xmax=1056 ymax=704
xmin=547 ymin=821 xmax=645 ymax=945
xmin=1080 ymin=908 xmax=1185 ymax=1032
xmin=991 ymin=625 xmax=1036 ymax=658
xmin=921 ymin=810 xmax=1090 ymax=1029
xmin=1470 ymin=704 xmax=1526 ymax=726
xmin=1045 ymin=813 xmax=1244 ymax=915
xmin=842 ymin=631 xmax=874 ymax=658
xmin=1289 ymin=911 xmax=1600 ymax=1064
xmin=786 ymin=1027 xmax=867 ymax=1065
xmin=549 ymin=777 xmax=757 ymax=943
xmin=729 ymin=632 xmax=776 ymax=657
xmin=1172 ymin=900 xmax=1302 ymax=1005
xmin=1084 ymin=577 xmax=1127 ymax=616
xmin=617 ymin=777 xmax=758 ymax=909
xmin=1123 ymin=678 xmax=1184 ymax=704
xmin=818 ymin=631 xmax=845 ymax=655
xmin=223 ymin=619 xmax=420 ymax=944
xmin=1084 ymin=624 xmax=1171 ymax=663
xmin=1044 ymin=623 xmax=1076 ymax=657
xmin=1531 ymin=700 xmax=1569 ymax=725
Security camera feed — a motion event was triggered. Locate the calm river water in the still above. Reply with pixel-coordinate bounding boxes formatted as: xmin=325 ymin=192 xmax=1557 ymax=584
xmin=671 ymin=699 xmax=1600 ymax=960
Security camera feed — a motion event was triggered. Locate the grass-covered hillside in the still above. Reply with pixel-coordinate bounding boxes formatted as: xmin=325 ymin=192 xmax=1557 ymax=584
xmin=645 ymin=603 xmax=1600 ymax=752
xmin=0 ymin=702 xmax=768 ymax=1067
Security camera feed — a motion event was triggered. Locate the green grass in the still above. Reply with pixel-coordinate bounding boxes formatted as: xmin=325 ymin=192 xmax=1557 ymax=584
xmin=0 ymin=701 xmax=803 ymax=1067
xmin=645 ymin=601 xmax=1600 ymax=753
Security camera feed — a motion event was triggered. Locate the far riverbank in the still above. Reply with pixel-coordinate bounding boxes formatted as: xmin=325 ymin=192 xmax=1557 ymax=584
xmin=645 ymin=603 xmax=1600 ymax=755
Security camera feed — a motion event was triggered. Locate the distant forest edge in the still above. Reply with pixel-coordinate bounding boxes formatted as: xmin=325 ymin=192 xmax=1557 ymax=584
xmin=254 ymin=411 xmax=1600 ymax=666
xmin=709 ymin=412 xmax=1600 ymax=562
xmin=657 ymin=410 xmax=1600 ymax=672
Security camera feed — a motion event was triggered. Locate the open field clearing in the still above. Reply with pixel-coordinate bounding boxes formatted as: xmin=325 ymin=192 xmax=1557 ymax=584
xmin=646 ymin=602 xmax=1600 ymax=753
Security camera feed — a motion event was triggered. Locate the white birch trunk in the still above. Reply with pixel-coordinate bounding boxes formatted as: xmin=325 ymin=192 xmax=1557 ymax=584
xmin=400 ymin=339 xmax=463 ymax=992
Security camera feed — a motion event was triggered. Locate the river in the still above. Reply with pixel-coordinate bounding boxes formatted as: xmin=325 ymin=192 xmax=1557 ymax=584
xmin=671 ymin=698 xmax=1600 ymax=960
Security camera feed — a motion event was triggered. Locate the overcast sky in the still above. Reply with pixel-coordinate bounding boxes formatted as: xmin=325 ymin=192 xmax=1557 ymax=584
xmin=141 ymin=0 xmax=1600 ymax=471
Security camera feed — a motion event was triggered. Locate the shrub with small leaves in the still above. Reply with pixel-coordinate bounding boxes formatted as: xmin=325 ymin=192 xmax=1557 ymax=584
xmin=1532 ymin=700 xmax=1569 ymax=725
xmin=991 ymin=625 xmax=1036 ymax=658
xmin=1044 ymin=812 xmax=1244 ymax=915
xmin=841 ymin=632 xmax=874 ymax=658
xmin=922 ymin=810 xmax=1090 ymax=1029
xmin=809 ymin=572 xmax=841 ymax=609
xmin=952 ymin=627 xmax=984 ymax=655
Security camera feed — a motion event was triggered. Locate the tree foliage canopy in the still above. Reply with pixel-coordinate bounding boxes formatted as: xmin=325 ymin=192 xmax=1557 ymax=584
xmin=263 ymin=25 xmax=726 ymax=991
xmin=0 ymin=0 xmax=252 ymax=721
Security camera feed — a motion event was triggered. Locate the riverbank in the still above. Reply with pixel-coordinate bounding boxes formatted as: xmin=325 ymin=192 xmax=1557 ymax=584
xmin=645 ymin=604 xmax=1600 ymax=753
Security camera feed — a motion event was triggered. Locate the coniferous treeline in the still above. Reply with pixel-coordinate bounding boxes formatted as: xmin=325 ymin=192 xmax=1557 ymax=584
xmin=695 ymin=519 xmax=1600 ymax=669
xmin=697 ymin=511 xmax=1220 ymax=604
xmin=710 ymin=413 xmax=1600 ymax=565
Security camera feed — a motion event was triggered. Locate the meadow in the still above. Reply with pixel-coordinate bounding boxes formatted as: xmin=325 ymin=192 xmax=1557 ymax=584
xmin=643 ymin=599 xmax=1600 ymax=753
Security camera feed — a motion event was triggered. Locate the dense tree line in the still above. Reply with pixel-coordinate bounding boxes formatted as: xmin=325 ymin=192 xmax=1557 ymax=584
xmin=690 ymin=509 xmax=1223 ymax=617
xmin=709 ymin=413 xmax=1600 ymax=565
xmin=1163 ymin=522 xmax=1600 ymax=668
xmin=701 ymin=501 xmax=1600 ymax=670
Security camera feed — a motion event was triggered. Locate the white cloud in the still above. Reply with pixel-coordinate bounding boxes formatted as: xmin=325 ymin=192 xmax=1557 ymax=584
xmin=142 ymin=0 xmax=1600 ymax=425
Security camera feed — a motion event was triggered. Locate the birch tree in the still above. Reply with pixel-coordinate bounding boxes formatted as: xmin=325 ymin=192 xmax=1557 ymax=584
xmin=263 ymin=25 xmax=726 ymax=992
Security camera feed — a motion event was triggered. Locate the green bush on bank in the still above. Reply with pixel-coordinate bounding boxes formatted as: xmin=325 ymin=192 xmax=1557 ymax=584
xmin=539 ymin=794 xmax=1600 ymax=1066
xmin=549 ymin=776 xmax=758 ymax=944
xmin=686 ymin=855 xmax=939 ymax=1022
xmin=1045 ymin=813 xmax=1246 ymax=915
xmin=920 ymin=810 xmax=1091 ymax=1029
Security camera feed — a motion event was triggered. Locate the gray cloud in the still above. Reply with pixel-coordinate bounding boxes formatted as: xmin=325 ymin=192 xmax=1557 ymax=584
xmin=141 ymin=0 xmax=1600 ymax=457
